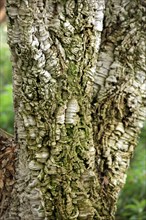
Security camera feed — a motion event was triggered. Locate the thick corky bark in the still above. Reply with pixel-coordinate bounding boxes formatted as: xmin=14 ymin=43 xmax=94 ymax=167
xmin=0 ymin=129 xmax=15 ymax=216
xmin=3 ymin=0 xmax=145 ymax=219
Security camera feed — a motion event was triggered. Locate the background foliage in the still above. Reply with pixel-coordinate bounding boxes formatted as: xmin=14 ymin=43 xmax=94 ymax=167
xmin=0 ymin=24 xmax=13 ymax=134
xmin=116 ymin=125 xmax=146 ymax=220
xmin=0 ymin=23 xmax=146 ymax=219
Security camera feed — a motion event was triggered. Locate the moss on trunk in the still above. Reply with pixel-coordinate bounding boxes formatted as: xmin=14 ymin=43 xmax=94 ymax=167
xmin=3 ymin=0 xmax=145 ymax=219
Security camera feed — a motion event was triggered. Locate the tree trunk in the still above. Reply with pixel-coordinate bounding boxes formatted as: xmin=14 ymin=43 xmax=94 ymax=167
xmin=3 ymin=0 xmax=145 ymax=219
xmin=0 ymin=0 xmax=6 ymax=23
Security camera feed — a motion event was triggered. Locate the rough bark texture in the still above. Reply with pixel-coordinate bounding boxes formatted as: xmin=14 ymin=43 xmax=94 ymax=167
xmin=3 ymin=0 xmax=146 ymax=219
xmin=0 ymin=129 xmax=15 ymax=216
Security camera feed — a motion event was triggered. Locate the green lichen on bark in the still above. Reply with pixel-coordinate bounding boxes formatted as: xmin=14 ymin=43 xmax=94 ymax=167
xmin=3 ymin=0 xmax=146 ymax=219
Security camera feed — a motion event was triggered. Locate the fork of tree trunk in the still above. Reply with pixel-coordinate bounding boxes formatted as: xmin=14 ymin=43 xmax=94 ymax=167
xmin=1 ymin=0 xmax=146 ymax=219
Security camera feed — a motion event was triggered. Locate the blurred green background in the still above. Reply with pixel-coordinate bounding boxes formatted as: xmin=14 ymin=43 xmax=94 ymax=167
xmin=0 ymin=23 xmax=146 ymax=219
xmin=0 ymin=23 xmax=14 ymax=134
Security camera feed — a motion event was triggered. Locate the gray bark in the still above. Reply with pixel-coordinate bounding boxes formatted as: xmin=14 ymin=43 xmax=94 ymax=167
xmin=3 ymin=0 xmax=145 ymax=219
